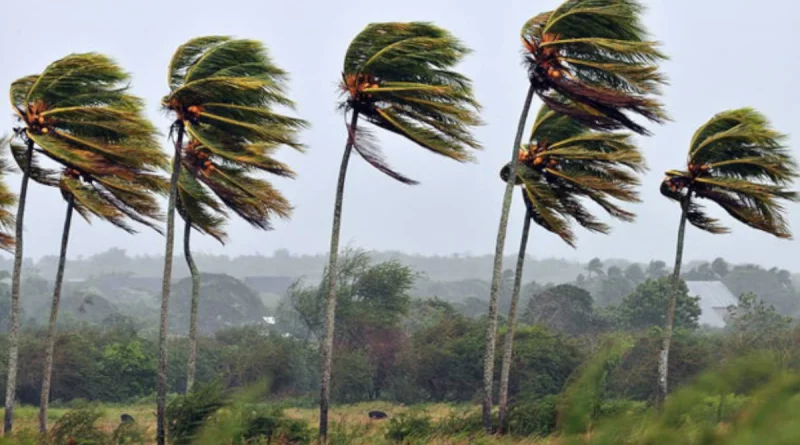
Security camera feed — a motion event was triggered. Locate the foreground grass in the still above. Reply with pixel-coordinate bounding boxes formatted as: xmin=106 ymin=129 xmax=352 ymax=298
xmin=6 ymin=402 xmax=552 ymax=445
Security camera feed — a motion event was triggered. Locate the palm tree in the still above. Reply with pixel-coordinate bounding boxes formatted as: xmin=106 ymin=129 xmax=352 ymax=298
xmin=5 ymin=53 xmax=162 ymax=434
xmin=320 ymin=22 xmax=481 ymax=442
xmin=161 ymin=36 xmax=305 ymax=445
xmin=658 ymin=108 xmax=798 ymax=404
xmin=177 ymin=135 xmax=297 ymax=392
xmin=495 ymin=105 xmax=645 ymax=431
xmin=483 ymin=1 xmax=666 ymax=431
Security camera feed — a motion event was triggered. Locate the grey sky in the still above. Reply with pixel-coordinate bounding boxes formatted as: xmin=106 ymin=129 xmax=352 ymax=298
xmin=1 ymin=0 xmax=800 ymax=269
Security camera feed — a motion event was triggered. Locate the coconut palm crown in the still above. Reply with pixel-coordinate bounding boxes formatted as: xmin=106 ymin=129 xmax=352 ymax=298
xmin=163 ymin=36 xmax=306 ymax=166
xmin=177 ymin=137 xmax=292 ymax=242
xmin=501 ymin=104 xmax=646 ymax=246
xmin=10 ymin=54 xmax=162 ymax=179
xmin=660 ymin=108 xmax=798 ymax=237
xmin=521 ymin=0 xmax=667 ymax=135
xmin=339 ymin=22 xmax=482 ymax=183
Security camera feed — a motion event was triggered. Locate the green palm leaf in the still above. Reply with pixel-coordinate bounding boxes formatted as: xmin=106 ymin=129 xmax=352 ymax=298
xmin=339 ymin=22 xmax=482 ymax=183
xmin=501 ymin=104 xmax=644 ymax=246
xmin=521 ymin=0 xmax=667 ymax=135
xmin=662 ymin=108 xmax=798 ymax=237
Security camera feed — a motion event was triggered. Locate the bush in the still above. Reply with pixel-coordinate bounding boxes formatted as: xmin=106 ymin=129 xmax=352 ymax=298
xmin=110 ymin=422 xmax=147 ymax=445
xmin=506 ymin=395 xmax=558 ymax=437
xmin=49 ymin=406 xmax=106 ymax=445
xmin=385 ymin=411 xmax=433 ymax=442
xmin=166 ymin=382 xmax=225 ymax=445
xmin=239 ymin=406 xmax=312 ymax=444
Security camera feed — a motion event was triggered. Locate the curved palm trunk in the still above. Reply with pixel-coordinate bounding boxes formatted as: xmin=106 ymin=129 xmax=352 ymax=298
xmin=184 ymin=218 xmax=200 ymax=393
xmin=657 ymin=197 xmax=689 ymax=406
xmin=157 ymin=125 xmax=184 ymax=445
xmin=38 ymin=195 xmax=74 ymax=434
xmin=4 ymin=140 xmax=33 ymax=435
xmin=498 ymin=210 xmax=531 ymax=433
xmin=482 ymin=84 xmax=535 ymax=433
xmin=319 ymin=110 xmax=359 ymax=444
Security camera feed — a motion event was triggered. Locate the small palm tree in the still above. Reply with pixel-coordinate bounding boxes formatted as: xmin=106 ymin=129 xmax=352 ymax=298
xmin=484 ymin=1 xmax=666 ymax=430
xmin=177 ymin=136 xmax=294 ymax=392
xmin=161 ymin=36 xmax=305 ymax=445
xmin=495 ymin=105 xmax=645 ymax=431
xmin=5 ymin=53 xmax=160 ymax=434
xmin=657 ymin=108 xmax=798 ymax=403
xmin=320 ymin=22 xmax=481 ymax=442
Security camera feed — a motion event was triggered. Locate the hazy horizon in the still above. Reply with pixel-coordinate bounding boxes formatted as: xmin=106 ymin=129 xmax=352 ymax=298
xmin=2 ymin=0 xmax=800 ymax=269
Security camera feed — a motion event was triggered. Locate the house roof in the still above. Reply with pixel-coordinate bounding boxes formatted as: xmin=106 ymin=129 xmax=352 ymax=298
xmin=685 ymin=281 xmax=738 ymax=328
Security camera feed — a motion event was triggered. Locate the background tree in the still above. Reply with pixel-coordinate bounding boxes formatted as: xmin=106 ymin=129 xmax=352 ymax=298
xmin=616 ymin=278 xmax=700 ymax=330
xmin=658 ymin=108 xmax=798 ymax=404
xmin=624 ymin=264 xmax=647 ymax=284
xmin=5 ymin=53 xmax=162 ymax=434
xmin=587 ymin=258 xmax=604 ymax=278
xmin=524 ymin=284 xmax=593 ymax=336
xmin=711 ymin=257 xmax=730 ymax=278
xmin=494 ymin=104 xmax=646 ymax=432
xmin=647 ymin=260 xmax=669 ymax=279
xmin=320 ymin=22 xmax=481 ymax=442
xmin=160 ymin=36 xmax=305 ymax=445
xmin=484 ymin=2 xmax=666 ymax=431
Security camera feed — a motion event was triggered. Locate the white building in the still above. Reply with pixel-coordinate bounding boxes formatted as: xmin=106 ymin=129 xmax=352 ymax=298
xmin=685 ymin=281 xmax=738 ymax=328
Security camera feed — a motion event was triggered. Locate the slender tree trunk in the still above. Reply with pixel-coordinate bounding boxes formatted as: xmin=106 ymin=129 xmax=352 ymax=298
xmin=482 ymin=84 xmax=535 ymax=433
xmin=319 ymin=110 xmax=359 ymax=444
xmin=38 ymin=195 xmax=74 ymax=434
xmin=184 ymin=218 xmax=200 ymax=393
xmin=157 ymin=124 xmax=183 ymax=445
xmin=498 ymin=209 xmax=531 ymax=433
xmin=4 ymin=139 xmax=33 ymax=435
xmin=657 ymin=196 xmax=689 ymax=406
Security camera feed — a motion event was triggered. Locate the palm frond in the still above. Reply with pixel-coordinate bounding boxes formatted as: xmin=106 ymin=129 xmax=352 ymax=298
xmin=339 ymin=22 xmax=482 ymax=180
xmin=521 ymin=0 xmax=667 ymax=135
xmin=663 ymin=108 xmax=798 ymax=238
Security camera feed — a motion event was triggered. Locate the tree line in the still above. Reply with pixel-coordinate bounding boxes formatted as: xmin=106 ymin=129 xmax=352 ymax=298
xmin=2 ymin=0 xmax=799 ymax=443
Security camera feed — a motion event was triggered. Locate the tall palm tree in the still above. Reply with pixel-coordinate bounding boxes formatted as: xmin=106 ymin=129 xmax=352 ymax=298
xmin=14 ymin=158 xmax=166 ymax=432
xmin=320 ymin=22 xmax=481 ymax=442
xmin=161 ymin=36 xmax=305 ymax=445
xmin=658 ymin=108 xmax=798 ymax=404
xmin=484 ymin=1 xmax=667 ymax=431
xmin=5 ymin=53 xmax=160 ymax=434
xmin=495 ymin=105 xmax=645 ymax=431
xmin=177 ymin=135 xmax=296 ymax=392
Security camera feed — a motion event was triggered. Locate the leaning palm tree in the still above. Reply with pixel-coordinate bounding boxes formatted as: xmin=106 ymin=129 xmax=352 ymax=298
xmin=658 ymin=108 xmax=798 ymax=404
xmin=320 ymin=22 xmax=482 ymax=442
xmin=161 ymin=36 xmax=305 ymax=445
xmin=495 ymin=105 xmax=645 ymax=431
xmin=10 ymin=152 xmax=166 ymax=432
xmin=484 ymin=0 xmax=667 ymax=431
xmin=5 ymin=53 xmax=160 ymax=434
xmin=178 ymin=136 xmax=294 ymax=392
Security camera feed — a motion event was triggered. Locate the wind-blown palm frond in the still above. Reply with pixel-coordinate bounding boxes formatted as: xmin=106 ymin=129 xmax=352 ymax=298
xmin=8 ymin=53 xmax=167 ymax=233
xmin=177 ymin=137 xmax=291 ymax=241
xmin=661 ymin=108 xmax=798 ymax=238
xmin=164 ymin=36 xmax=306 ymax=169
xmin=521 ymin=0 xmax=667 ymax=135
xmin=501 ymin=104 xmax=645 ymax=246
xmin=339 ymin=22 xmax=482 ymax=182
xmin=0 ymin=141 xmax=16 ymax=251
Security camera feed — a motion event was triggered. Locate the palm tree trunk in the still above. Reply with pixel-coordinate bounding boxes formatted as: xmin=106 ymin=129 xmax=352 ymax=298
xmin=482 ymin=83 xmax=535 ymax=433
xmin=4 ymin=139 xmax=33 ymax=435
xmin=498 ymin=209 xmax=531 ymax=433
xmin=38 ymin=195 xmax=74 ymax=434
xmin=184 ymin=217 xmax=200 ymax=393
xmin=319 ymin=110 xmax=359 ymax=444
xmin=657 ymin=196 xmax=689 ymax=406
xmin=157 ymin=124 xmax=184 ymax=445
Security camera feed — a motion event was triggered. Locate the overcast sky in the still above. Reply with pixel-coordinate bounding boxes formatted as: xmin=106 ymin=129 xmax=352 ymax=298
xmin=1 ymin=0 xmax=800 ymax=269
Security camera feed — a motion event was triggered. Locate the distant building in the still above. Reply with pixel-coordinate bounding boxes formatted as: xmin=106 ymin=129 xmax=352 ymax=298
xmin=685 ymin=281 xmax=738 ymax=328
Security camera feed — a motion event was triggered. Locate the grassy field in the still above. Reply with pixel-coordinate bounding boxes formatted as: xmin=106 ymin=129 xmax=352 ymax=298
xmin=8 ymin=402 xmax=552 ymax=445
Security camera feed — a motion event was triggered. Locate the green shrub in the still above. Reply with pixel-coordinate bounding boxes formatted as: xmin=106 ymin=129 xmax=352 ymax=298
xmin=597 ymin=399 xmax=647 ymax=418
xmin=385 ymin=411 xmax=433 ymax=442
xmin=434 ymin=409 xmax=483 ymax=436
xmin=166 ymin=382 xmax=225 ymax=445
xmin=239 ymin=406 xmax=312 ymax=444
xmin=49 ymin=406 xmax=106 ymax=445
xmin=506 ymin=395 xmax=558 ymax=437
xmin=110 ymin=422 xmax=146 ymax=445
